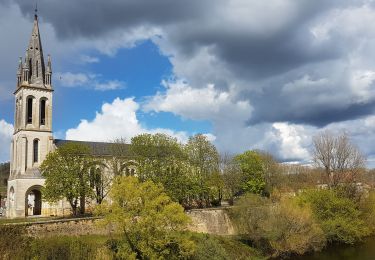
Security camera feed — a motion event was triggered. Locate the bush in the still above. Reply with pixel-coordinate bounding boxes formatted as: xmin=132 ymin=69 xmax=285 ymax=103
xmin=359 ymin=191 xmax=375 ymax=234
xmin=191 ymin=234 xmax=229 ymax=260
xmin=299 ymin=189 xmax=370 ymax=244
xmin=230 ymin=194 xmax=325 ymax=257
xmin=190 ymin=233 xmax=264 ymax=260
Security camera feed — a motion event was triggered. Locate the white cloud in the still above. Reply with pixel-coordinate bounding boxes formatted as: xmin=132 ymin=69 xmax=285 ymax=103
xmin=94 ymin=80 xmax=125 ymax=91
xmin=65 ymin=97 xmax=191 ymax=143
xmin=80 ymin=55 xmax=99 ymax=64
xmin=144 ymin=79 xmax=252 ymax=123
xmin=0 ymin=119 xmax=13 ymax=162
xmin=143 ymin=79 xmax=315 ymax=161
xmin=54 ymin=72 xmax=125 ymax=91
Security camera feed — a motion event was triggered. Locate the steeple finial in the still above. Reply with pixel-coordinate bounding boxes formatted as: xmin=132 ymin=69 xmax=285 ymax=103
xmin=34 ymin=1 xmax=38 ymax=19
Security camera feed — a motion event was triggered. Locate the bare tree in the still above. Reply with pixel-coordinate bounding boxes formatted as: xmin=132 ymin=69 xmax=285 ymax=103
xmin=312 ymin=131 xmax=366 ymax=187
xmin=220 ymin=153 xmax=244 ymax=205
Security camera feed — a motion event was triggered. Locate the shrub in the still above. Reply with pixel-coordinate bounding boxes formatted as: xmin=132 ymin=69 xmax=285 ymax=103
xmin=230 ymin=194 xmax=325 ymax=257
xmin=359 ymin=191 xmax=375 ymax=234
xmin=191 ymin=234 xmax=229 ymax=260
xmin=299 ymin=189 xmax=370 ymax=244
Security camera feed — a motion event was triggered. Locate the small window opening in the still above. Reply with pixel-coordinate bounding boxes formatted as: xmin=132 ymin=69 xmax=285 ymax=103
xmin=27 ymin=97 xmax=33 ymax=124
xmin=29 ymin=58 xmax=32 ymax=78
xmin=33 ymin=139 xmax=39 ymax=163
xmin=40 ymin=99 xmax=46 ymax=125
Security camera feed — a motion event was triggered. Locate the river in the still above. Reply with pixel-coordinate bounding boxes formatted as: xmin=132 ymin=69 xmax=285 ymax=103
xmin=294 ymin=237 xmax=375 ymax=260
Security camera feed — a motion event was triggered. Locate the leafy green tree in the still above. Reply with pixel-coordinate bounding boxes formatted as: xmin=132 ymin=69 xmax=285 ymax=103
xmin=234 ymin=150 xmax=266 ymax=195
xmin=130 ymin=133 xmax=193 ymax=205
xmin=185 ymin=134 xmax=220 ymax=206
xmin=96 ymin=176 xmax=195 ymax=259
xmin=41 ymin=142 xmax=96 ymax=216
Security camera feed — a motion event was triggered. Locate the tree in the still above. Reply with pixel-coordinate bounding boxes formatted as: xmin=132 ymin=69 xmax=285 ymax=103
xmin=96 ymin=176 xmax=195 ymax=259
xmin=130 ymin=133 xmax=194 ymax=205
xmin=40 ymin=142 xmax=96 ymax=216
xmin=185 ymin=134 xmax=220 ymax=206
xmin=220 ymin=153 xmax=244 ymax=205
xmin=89 ymin=164 xmax=112 ymax=204
xmin=312 ymin=131 xmax=366 ymax=187
xmin=234 ymin=150 xmax=266 ymax=195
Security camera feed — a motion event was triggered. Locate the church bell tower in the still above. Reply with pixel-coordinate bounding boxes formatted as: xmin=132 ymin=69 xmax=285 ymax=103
xmin=7 ymin=12 xmax=54 ymax=217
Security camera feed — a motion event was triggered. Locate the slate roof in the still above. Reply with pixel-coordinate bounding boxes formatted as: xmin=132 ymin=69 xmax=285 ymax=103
xmin=54 ymin=139 xmax=131 ymax=157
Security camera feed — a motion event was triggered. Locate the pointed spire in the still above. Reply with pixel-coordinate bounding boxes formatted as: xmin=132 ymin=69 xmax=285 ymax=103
xmin=17 ymin=57 xmax=22 ymax=75
xmin=26 ymin=11 xmax=45 ymax=86
xmin=23 ymin=52 xmax=29 ymax=69
xmin=46 ymin=54 xmax=52 ymax=73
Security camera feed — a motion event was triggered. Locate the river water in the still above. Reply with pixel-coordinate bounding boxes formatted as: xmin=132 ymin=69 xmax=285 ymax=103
xmin=294 ymin=237 xmax=375 ymax=260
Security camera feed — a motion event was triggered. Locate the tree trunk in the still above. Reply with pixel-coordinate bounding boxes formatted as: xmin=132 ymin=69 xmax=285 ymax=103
xmin=80 ymin=195 xmax=85 ymax=215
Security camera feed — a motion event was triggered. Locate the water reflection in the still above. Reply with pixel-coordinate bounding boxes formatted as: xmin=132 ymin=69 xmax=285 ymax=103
xmin=293 ymin=237 xmax=375 ymax=260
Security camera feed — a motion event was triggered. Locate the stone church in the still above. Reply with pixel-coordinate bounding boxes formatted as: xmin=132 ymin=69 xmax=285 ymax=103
xmin=6 ymin=13 xmax=120 ymax=218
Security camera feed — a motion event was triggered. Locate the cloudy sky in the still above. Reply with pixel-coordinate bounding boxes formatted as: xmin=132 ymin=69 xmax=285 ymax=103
xmin=1 ymin=0 xmax=375 ymax=165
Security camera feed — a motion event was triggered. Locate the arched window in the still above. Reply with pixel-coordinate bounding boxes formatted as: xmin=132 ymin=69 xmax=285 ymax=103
xmin=40 ymin=99 xmax=46 ymax=126
xmin=33 ymin=139 xmax=39 ymax=163
xmin=27 ymin=97 xmax=33 ymax=124
xmin=36 ymin=60 xmax=39 ymax=78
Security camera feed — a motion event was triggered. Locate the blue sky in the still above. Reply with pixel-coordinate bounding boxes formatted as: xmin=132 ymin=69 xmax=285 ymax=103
xmin=2 ymin=1 xmax=375 ymax=167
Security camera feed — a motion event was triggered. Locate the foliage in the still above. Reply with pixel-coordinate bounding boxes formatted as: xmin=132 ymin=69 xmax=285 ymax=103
xmin=298 ymin=189 xmax=370 ymax=244
xmin=230 ymin=194 xmax=326 ymax=258
xmin=0 ymin=162 xmax=9 ymax=196
xmin=41 ymin=142 xmax=98 ymax=216
xmin=359 ymin=191 xmax=375 ymax=234
xmin=190 ymin=233 xmax=264 ymax=260
xmin=234 ymin=151 xmax=266 ymax=195
xmin=96 ymin=176 xmax=195 ymax=259
xmin=185 ymin=134 xmax=221 ymax=207
xmin=190 ymin=233 xmax=229 ymax=260
xmin=130 ymin=133 xmax=222 ymax=208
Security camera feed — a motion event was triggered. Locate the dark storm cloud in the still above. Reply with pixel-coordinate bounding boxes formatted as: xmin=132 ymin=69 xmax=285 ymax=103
xmin=11 ymin=0 xmax=375 ymax=127
xmin=250 ymin=99 xmax=375 ymax=127
xmin=14 ymin=0 xmax=206 ymax=38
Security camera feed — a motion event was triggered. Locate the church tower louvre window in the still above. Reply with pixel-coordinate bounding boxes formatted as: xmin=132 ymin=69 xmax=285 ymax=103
xmin=40 ymin=99 xmax=46 ymax=126
xmin=26 ymin=96 xmax=33 ymax=124
xmin=33 ymin=139 xmax=39 ymax=163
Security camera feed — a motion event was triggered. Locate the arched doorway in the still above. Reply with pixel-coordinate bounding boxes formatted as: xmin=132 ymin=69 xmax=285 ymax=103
xmin=25 ymin=186 xmax=42 ymax=216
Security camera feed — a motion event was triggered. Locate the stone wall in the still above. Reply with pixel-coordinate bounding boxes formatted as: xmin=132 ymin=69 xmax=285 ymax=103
xmin=25 ymin=217 xmax=113 ymax=237
xmin=22 ymin=207 xmax=235 ymax=237
xmin=186 ymin=207 xmax=235 ymax=235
